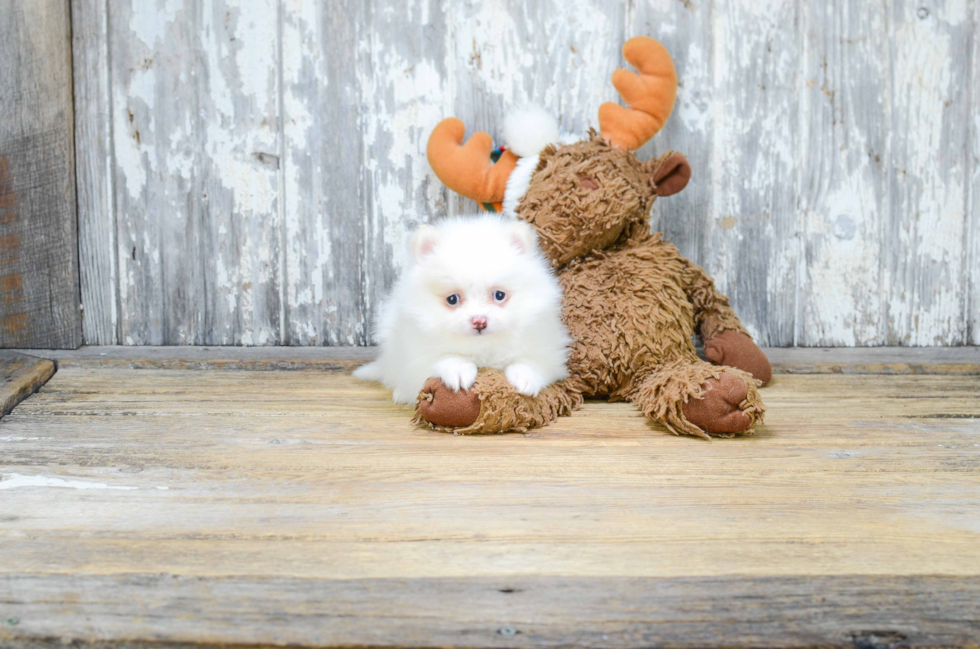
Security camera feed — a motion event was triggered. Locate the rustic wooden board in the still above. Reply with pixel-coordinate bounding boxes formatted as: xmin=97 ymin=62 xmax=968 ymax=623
xmin=452 ymin=1 xmax=625 ymax=146
xmin=0 ymin=352 xmax=55 ymax=418
xmin=281 ymin=0 xmax=370 ymax=346
xmin=12 ymin=345 xmax=375 ymax=372
xmin=971 ymin=0 xmax=980 ymax=346
xmin=1 ymin=366 xmax=979 ymax=646
xmin=107 ymin=0 xmax=282 ymax=345
xmin=709 ymin=0 xmax=802 ymax=346
xmin=885 ymin=1 xmax=972 ymax=346
xmin=0 ymin=0 xmax=81 ymax=349
xmin=3 ymin=574 xmax=979 ymax=649
xmin=71 ymin=0 xmax=116 ymax=346
xmin=797 ymin=0 xmax=888 ymax=346
xmin=71 ymin=0 xmax=980 ymax=346
xmin=763 ymin=345 xmax=980 ymax=375
xmin=9 ymin=345 xmax=980 ymax=374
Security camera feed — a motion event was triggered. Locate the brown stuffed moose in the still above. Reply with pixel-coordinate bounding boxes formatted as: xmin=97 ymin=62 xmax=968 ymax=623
xmin=415 ymin=37 xmax=771 ymax=438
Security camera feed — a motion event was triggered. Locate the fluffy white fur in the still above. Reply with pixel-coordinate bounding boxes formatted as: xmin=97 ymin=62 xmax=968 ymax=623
xmin=502 ymin=155 xmax=540 ymax=216
xmin=503 ymin=105 xmax=560 ymax=158
xmin=354 ymin=215 xmax=571 ymax=404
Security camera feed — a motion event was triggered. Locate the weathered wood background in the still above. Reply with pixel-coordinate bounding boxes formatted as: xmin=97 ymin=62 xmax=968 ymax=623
xmin=0 ymin=0 xmax=81 ymax=349
xmin=69 ymin=0 xmax=979 ymax=347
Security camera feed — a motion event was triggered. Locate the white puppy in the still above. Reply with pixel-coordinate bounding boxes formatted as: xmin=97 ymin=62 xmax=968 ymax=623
xmin=354 ymin=215 xmax=570 ymax=404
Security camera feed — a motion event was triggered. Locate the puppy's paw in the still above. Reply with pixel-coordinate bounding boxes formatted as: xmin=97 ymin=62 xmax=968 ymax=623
xmin=391 ymin=388 xmax=414 ymax=405
xmin=433 ymin=357 xmax=478 ymax=392
xmin=505 ymin=363 xmax=547 ymax=396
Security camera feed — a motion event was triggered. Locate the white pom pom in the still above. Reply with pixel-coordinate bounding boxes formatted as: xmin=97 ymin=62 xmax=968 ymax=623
xmin=503 ymin=105 xmax=560 ymax=158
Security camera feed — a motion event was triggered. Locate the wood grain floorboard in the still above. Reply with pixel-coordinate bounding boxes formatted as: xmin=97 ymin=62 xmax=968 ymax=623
xmin=3 ymin=574 xmax=979 ymax=649
xmin=1 ymin=361 xmax=978 ymax=647
xmin=0 ymin=352 xmax=55 ymax=419
xmin=9 ymin=346 xmax=980 ymax=375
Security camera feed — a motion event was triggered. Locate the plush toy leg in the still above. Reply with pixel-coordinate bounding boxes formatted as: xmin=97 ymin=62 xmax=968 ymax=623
xmin=675 ymin=252 xmax=773 ymax=386
xmin=414 ymin=369 xmax=583 ymax=434
xmin=631 ymin=357 xmax=764 ymax=439
xmin=703 ymin=330 xmax=772 ymax=386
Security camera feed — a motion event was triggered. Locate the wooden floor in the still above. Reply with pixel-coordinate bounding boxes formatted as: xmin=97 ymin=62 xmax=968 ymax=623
xmin=1 ymin=349 xmax=979 ymax=648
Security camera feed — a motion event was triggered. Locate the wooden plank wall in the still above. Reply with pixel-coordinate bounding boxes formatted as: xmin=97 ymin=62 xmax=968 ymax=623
xmin=0 ymin=0 xmax=81 ymax=349
xmin=71 ymin=0 xmax=979 ymax=347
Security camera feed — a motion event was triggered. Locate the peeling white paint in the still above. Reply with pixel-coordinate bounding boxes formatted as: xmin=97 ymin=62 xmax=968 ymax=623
xmin=128 ymin=0 xmax=182 ymax=48
xmin=795 ymin=1 xmax=892 ymax=346
xmin=675 ymin=42 xmax=710 ymax=136
xmin=282 ymin=1 xmax=327 ymax=343
xmin=887 ymin=2 xmax=969 ymax=345
xmin=708 ymin=0 xmax=801 ymax=346
xmin=0 ymin=473 xmax=138 ymax=491
xmin=971 ymin=0 xmax=980 ymax=345
xmin=78 ymin=0 xmax=978 ymax=347
xmin=368 ymin=57 xmax=445 ymax=273
xmin=109 ymin=0 xmax=283 ymax=346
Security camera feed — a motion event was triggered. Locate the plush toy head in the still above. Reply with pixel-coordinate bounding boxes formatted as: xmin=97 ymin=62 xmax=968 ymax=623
xmin=427 ymin=37 xmax=692 ymax=266
xmin=516 ymin=134 xmax=691 ymax=266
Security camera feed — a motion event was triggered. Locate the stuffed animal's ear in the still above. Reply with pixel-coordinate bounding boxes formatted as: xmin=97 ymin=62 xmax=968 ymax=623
xmin=533 ymin=143 xmax=558 ymax=174
xmin=505 ymin=220 xmax=538 ymax=255
xmin=648 ymin=151 xmax=691 ymax=197
xmin=411 ymin=224 xmax=439 ymax=260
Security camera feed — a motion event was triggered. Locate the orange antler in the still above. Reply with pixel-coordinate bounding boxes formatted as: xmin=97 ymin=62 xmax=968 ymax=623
xmin=426 ymin=118 xmax=518 ymax=207
xmin=599 ymin=37 xmax=678 ymax=151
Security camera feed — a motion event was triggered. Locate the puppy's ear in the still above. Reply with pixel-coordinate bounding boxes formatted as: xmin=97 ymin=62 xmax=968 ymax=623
xmin=505 ymin=220 xmax=538 ymax=254
xmin=411 ymin=224 xmax=439 ymax=260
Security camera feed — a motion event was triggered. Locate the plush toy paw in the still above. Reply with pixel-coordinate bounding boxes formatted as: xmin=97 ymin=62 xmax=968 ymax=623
xmin=682 ymin=371 xmax=756 ymax=435
xmin=703 ymin=331 xmax=772 ymax=386
xmin=417 ymin=377 xmax=482 ymax=428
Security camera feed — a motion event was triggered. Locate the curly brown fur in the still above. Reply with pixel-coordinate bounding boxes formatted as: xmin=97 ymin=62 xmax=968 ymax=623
xmin=519 ymin=132 xmax=655 ymax=267
xmin=633 ymin=362 xmax=764 ymax=439
xmin=559 ymin=236 xmax=698 ymax=397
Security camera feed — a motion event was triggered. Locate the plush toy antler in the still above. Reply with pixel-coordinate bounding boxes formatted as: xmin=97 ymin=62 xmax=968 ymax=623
xmin=426 ymin=118 xmax=519 ymax=212
xmin=599 ymin=36 xmax=677 ymax=151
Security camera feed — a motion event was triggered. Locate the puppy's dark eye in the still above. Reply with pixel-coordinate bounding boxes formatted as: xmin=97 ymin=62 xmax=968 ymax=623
xmin=493 ymin=290 xmax=506 ymax=302
xmin=446 ymin=294 xmax=459 ymax=306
